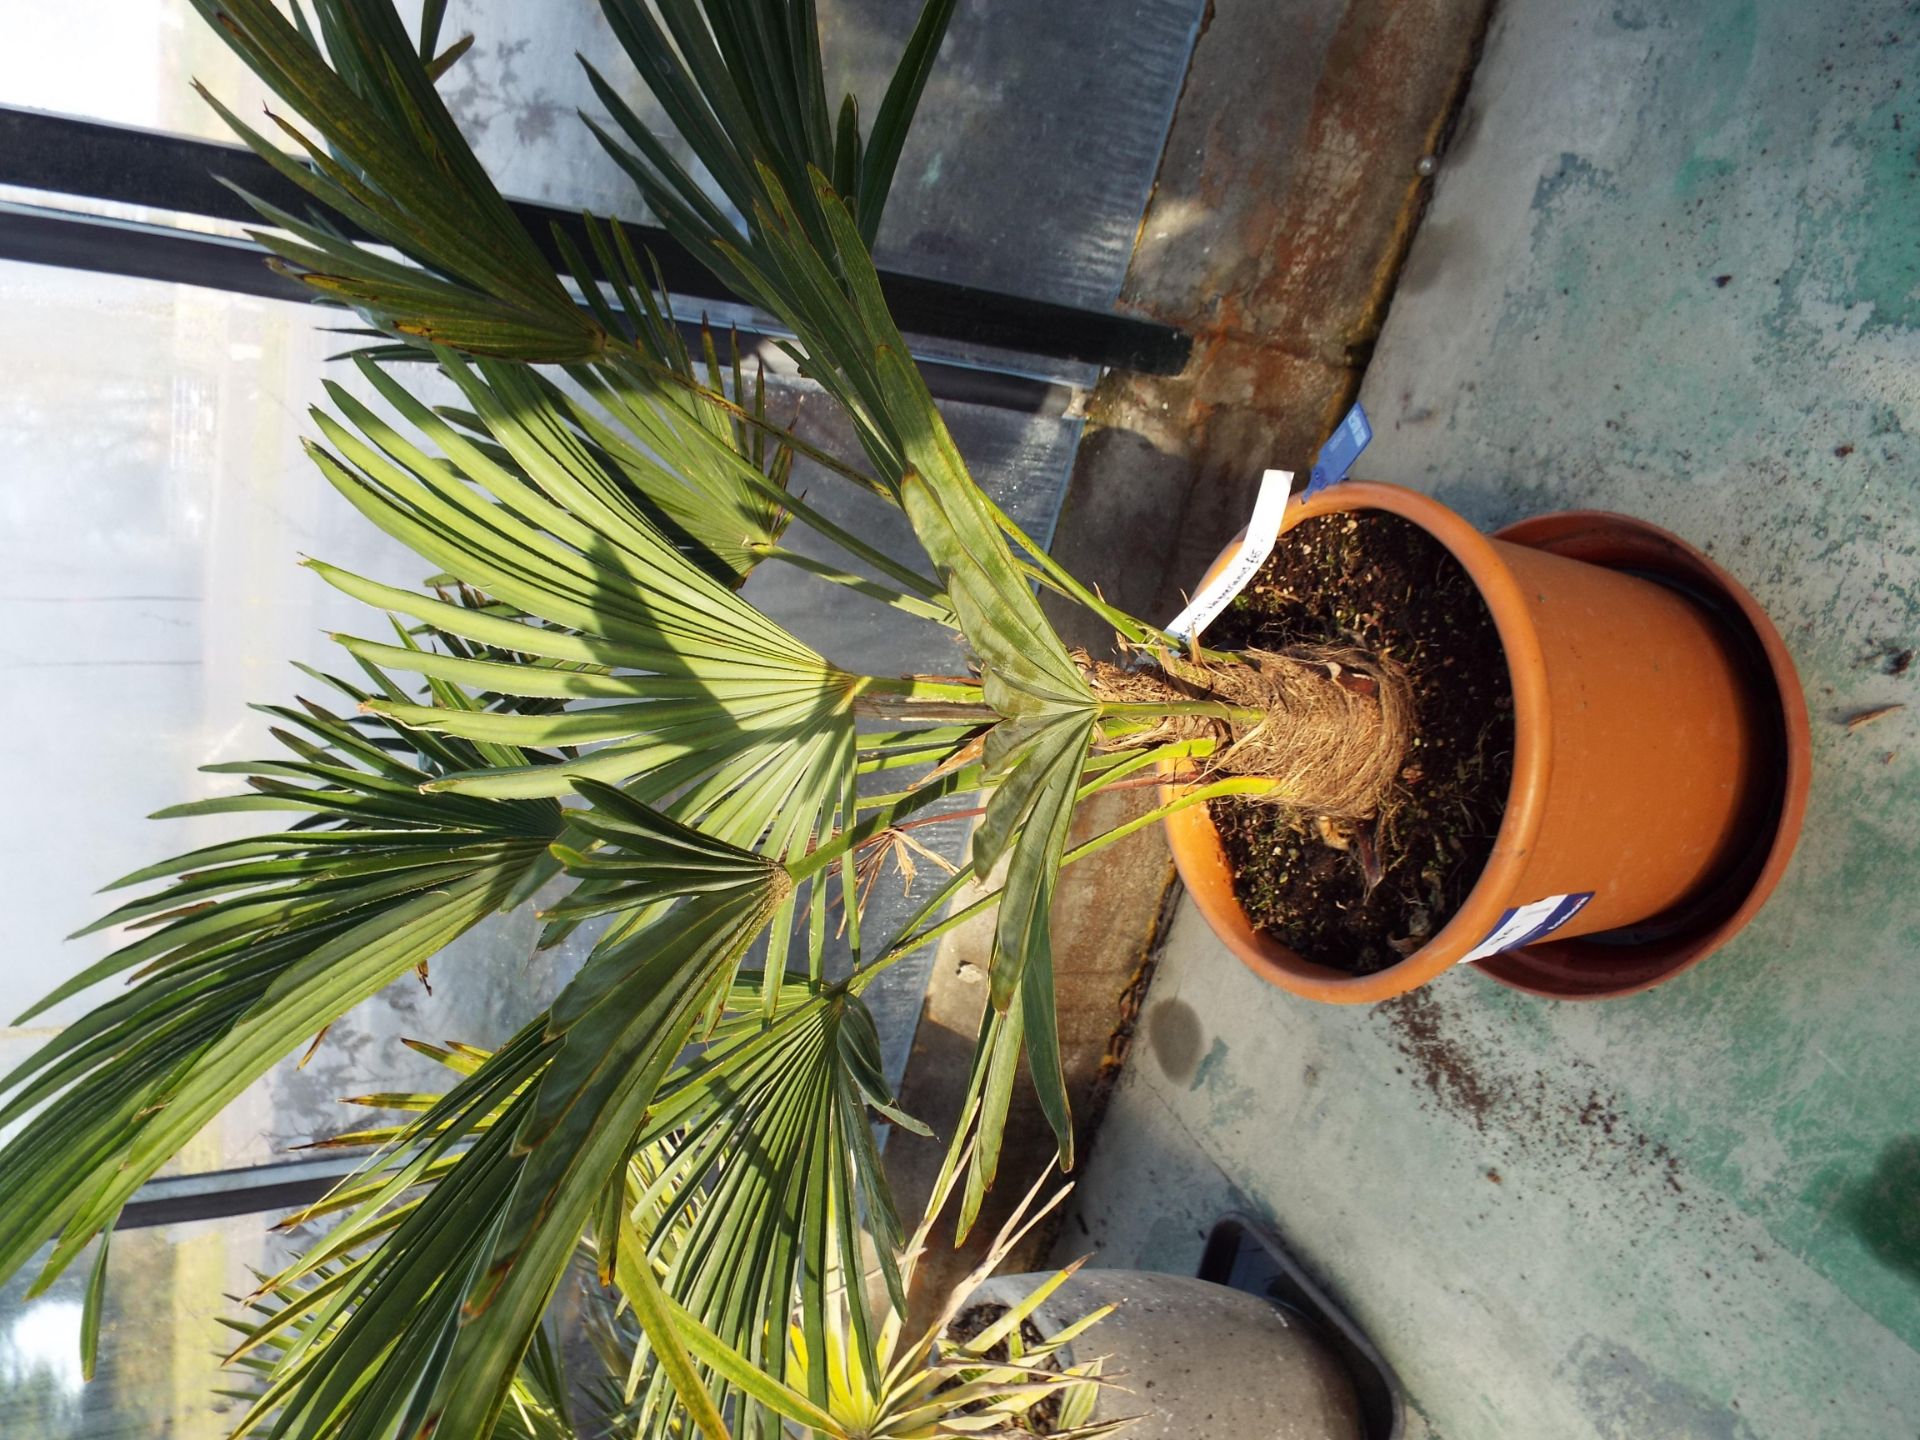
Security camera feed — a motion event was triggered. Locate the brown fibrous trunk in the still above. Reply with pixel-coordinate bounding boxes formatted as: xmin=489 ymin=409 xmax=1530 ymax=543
xmin=1087 ymin=645 xmax=1412 ymax=820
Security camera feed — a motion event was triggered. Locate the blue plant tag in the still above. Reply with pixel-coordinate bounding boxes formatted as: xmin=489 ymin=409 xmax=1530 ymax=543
xmin=1457 ymin=892 xmax=1595 ymax=964
xmin=1304 ymin=402 xmax=1373 ymax=495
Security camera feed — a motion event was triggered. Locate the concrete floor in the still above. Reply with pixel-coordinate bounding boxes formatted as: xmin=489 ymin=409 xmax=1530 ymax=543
xmin=1060 ymin=1 xmax=1920 ymax=1436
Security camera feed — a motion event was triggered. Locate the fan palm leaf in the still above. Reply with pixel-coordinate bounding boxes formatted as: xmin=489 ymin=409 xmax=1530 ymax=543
xmin=0 ymin=663 xmax=563 ymax=1291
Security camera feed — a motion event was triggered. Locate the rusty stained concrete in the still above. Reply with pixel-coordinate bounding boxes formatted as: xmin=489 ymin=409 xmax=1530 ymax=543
xmin=1055 ymin=0 xmax=1494 ymax=631
xmin=1064 ymin=0 xmax=1920 ymax=1435
xmin=884 ymin=0 xmax=1497 ymax=1313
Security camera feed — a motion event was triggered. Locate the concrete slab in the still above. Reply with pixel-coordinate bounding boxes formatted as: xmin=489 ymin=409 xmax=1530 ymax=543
xmin=1062 ymin=0 xmax=1920 ymax=1435
xmin=1068 ymin=905 xmax=1919 ymax=1437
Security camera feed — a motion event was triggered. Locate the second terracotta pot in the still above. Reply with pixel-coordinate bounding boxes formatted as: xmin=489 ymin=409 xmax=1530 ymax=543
xmin=1160 ymin=482 xmax=1808 ymax=1004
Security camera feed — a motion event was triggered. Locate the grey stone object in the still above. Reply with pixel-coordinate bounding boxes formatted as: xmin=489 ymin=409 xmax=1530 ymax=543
xmin=972 ymin=1270 xmax=1364 ymax=1439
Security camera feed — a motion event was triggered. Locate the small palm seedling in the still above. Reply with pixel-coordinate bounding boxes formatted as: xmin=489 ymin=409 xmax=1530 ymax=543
xmin=612 ymin=1165 xmax=1131 ymax=1440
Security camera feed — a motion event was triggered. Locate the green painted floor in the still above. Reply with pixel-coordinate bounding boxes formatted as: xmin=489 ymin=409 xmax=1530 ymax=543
xmin=1059 ymin=1 xmax=1920 ymax=1435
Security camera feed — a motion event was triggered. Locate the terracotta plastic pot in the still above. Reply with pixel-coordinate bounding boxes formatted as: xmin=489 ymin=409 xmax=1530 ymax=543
xmin=1160 ymin=482 xmax=1808 ymax=1003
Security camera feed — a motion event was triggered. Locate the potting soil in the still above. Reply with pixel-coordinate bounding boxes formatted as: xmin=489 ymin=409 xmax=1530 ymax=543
xmin=1206 ymin=510 xmax=1515 ymax=975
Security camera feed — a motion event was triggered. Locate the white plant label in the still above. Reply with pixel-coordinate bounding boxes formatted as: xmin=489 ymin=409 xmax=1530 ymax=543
xmin=1163 ymin=468 xmax=1293 ymax=645
xmin=1457 ymin=892 xmax=1595 ymax=964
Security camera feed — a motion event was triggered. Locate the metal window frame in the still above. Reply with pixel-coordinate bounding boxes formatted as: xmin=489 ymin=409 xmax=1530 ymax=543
xmin=0 ymin=106 xmax=1192 ymax=410
xmin=0 ymin=197 xmax=1088 ymax=414
xmin=2 ymin=101 xmax=1190 ymax=1234
xmin=117 ymin=1156 xmax=365 ymax=1231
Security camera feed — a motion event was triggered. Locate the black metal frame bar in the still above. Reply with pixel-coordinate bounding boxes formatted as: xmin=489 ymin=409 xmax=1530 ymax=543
xmin=117 ymin=1157 xmax=361 ymax=1231
xmin=0 ymin=201 xmax=1078 ymax=415
xmin=0 ymin=106 xmax=1192 ymax=378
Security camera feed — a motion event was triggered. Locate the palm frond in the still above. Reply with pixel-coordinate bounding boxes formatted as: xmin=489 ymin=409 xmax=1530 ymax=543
xmin=612 ymin=974 xmax=921 ymax=1436
xmin=183 ymin=0 xmax=601 ymax=360
xmin=591 ymin=0 xmax=955 ymax=255
xmin=208 ymin=795 xmax=794 ymax=1440
xmin=222 ymin=962 xmax=926 ymax=1440
xmin=0 ymin=662 xmax=562 ymax=1296
xmin=307 ymin=351 xmax=863 ymax=809
xmin=219 ymin=1019 xmax=557 ymax=1438
xmin=191 ymin=0 xmax=915 ymax=616
xmin=305 ymin=348 xmax=893 ymax=1014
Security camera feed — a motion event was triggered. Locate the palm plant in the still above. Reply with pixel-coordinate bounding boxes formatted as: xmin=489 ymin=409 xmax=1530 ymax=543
xmin=223 ymin=1042 xmax=1123 ymax=1438
xmin=0 ymin=1 xmax=1409 ymax=1436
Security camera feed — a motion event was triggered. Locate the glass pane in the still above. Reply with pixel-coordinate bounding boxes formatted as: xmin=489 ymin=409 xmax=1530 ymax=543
xmin=6 ymin=0 xmax=1203 ymax=308
xmin=1 ymin=3 xmax=284 ymax=144
xmin=1 ymin=257 xmax=1081 ymax=1160
xmin=825 ymin=0 xmax=1206 ymax=307
xmin=0 ymin=259 xmax=429 ymax=1033
xmin=0 ymin=1212 xmax=313 ymax=1440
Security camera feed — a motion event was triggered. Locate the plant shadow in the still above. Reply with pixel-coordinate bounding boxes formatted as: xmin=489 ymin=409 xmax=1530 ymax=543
xmin=1842 ymin=1135 xmax=1920 ymax=1286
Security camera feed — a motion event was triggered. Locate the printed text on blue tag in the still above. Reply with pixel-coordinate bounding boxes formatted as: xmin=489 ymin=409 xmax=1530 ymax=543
xmin=1305 ymin=402 xmax=1372 ymax=495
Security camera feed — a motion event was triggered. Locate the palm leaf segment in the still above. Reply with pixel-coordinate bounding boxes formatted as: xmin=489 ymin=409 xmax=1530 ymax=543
xmin=0 ymin=661 xmax=562 ymax=1294
xmin=588 ymin=0 xmax=956 ymax=276
xmin=423 ymin=803 xmax=804 ymax=1440
xmin=189 ymin=0 xmax=599 ymax=360
xmin=619 ymin=1154 xmax=1130 ymax=1439
xmin=612 ymin=970 xmax=921 ymax=1439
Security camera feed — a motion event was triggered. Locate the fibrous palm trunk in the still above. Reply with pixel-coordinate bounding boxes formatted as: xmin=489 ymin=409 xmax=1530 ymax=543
xmin=1088 ymin=646 xmax=1413 ymax=819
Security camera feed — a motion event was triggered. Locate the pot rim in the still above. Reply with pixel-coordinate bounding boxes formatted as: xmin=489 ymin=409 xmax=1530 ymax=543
xmin=1158 ymin=480 xmax=1555 ymax=1004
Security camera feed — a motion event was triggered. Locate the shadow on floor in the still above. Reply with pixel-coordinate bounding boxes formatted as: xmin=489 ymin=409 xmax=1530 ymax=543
xmin=1843 ymin=1136 xmax=1920 ymax=1288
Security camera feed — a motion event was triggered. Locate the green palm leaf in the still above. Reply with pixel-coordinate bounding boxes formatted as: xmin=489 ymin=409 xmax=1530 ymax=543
xmin=606 ymin=974 xmax=919 ymax=1438
xmin=183 ymin=0 xmax=601 ymax=360
xmin=590 ymin=0 xmax=955 ymax=281
xmin=192 ymin=0 xmax=944 ymax=618
xmin=302 ymin=349 xmax=885 ymax=1012
xmin=218 ymin=882 xmax=920 ymax=1439
xmin=0 ymin=663 xmax=562 ymax=1295
xmin=224 ymin=794 xmax=789 ymax=1440
xmin=305 ymin=352 xmax=863 ymax=806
